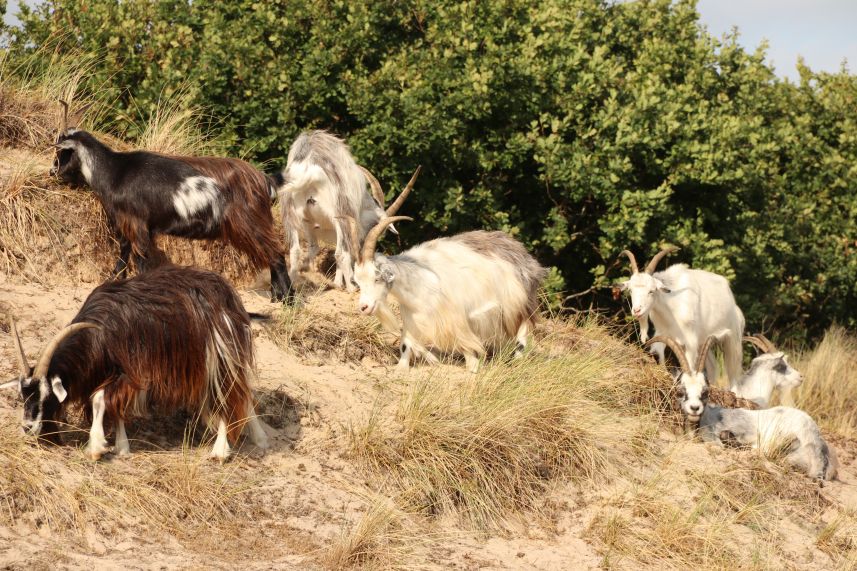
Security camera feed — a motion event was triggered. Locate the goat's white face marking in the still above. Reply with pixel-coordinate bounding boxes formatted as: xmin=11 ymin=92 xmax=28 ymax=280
xmin=624 ymin=273 xmax=666 ymax=318
xmin=173 ymin=176 xmax=222 ymax=221
xmin=677 ymin=371 xmax=708 ymax=420
xmin=354 ymin=258 xmax=392 ymax=315
xmin=55 ymin=139 xmax=94 ymax=184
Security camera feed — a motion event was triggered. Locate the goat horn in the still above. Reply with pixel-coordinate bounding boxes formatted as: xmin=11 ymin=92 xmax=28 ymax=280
xmin=620 ymin=250 xmax=639 ymax=274
xmin=358 ymin=166 xmax=386 ymax=209
xmin=743 ymin=335 xmax=771 ymax=354
xmin=644 ymin=335 xmax=692 ymax=374
xmin=385 ymin=166 xmax=421 ymax=217
xmin=755 ymin=333 xmax=777 ymax=354
xmin=9 ymin=317 xmax=30 ymax=377
xmin=644 ymin=246 xmax=679 ymax=275
xmin=695 ymin=335 xmax=717 ymax=376
xmin=33 ymin=322 xmax=101 ymax=380
xmin=58 ymin=99 xmax=69 ymax=134
xmin=361 ymin=216 xmax=413 ymax=263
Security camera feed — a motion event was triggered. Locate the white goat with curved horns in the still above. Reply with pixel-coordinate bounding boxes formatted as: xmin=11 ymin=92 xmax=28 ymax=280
xmin=277 ymin=130 xmax=402 ymax=291
xmin=644 ymin=334 xmax=717 ymax=424
xmin=349 ymin=176 xmax=547 ymax=373
xmin=732 ymin=334 xmax=803 ymax=408
xmin=620 ymin=247 xmax=745 ymax=386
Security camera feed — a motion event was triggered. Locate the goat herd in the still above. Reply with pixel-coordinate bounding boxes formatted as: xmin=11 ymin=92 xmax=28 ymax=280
xmin=0 ymin=102 xmax=837 ymax=482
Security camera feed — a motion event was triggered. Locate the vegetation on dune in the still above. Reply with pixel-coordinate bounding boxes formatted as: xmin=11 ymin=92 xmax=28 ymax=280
xmin=4 ymin=0 xmax=857 ymax=341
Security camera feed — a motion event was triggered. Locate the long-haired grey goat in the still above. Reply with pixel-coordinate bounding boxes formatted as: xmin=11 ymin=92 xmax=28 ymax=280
xmin=350 ymin=177 xmax=547 ymax=372
xmin=50 ymin=101 xmax=293 ymax=302
xmin=275 ymin=130 xmax=401 ymax=291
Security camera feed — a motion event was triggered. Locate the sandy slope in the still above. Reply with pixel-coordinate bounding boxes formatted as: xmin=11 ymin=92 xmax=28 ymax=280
xmin=1 ymin=270 xmax=855 ymax=569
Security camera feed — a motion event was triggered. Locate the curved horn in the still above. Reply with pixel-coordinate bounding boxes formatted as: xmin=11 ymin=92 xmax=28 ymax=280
xmin=743 ymin=335 xmax=771 ymax=355
xmin=644 ymin=246 xmax=679 ymax=275
xmin=694 ymin=335 xmax=717 ymax=375
xmin=620 ymin=250 xmax=639 ymax=274
xmin=644 ymin=335 xmax=691 ymax=374
xmin=385 ymin=166 xmax=421 ymax=217
xmin=33 ymin=323 xmax=101 ymax=380
xmin=361 ymin=216 xmax=413 ymax=263
xmin=58 ymin=99 xmax=69 ymax=133
xmin=755 ymin=333 xmax=777 ymax=354
xmin=9 ymin=317 xmax=30 ymax=377
xmin=358 ymin=166 xmax=386 ymax=208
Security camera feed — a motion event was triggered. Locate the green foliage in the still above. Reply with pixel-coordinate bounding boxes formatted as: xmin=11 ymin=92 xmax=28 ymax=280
xmin=3 ymin=0 xmax=857 ymax=341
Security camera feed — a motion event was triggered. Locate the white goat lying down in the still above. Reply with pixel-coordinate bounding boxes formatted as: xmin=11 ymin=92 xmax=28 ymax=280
xmin=278 ymin=130 xmax=399 ymax=291
xmin=349 ymin=180 xmax=547 ymax=372
xmin=620 ymin=248 xmax=745 ymax=388
xmin=699 ymin=404 xmax=838 ymax=481
xmin=733 ymin=334 xmax=803 ymax=408
xmin=644 ymin=334 xmax=717 ymax=422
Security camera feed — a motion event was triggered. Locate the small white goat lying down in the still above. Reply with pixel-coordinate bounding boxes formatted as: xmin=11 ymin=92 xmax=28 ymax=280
xmin=349 ymin=178 xmax=547 ymax=372
xmin=733 ymin=334 xmax=803 ymax=408
xmin=699 ymin=404 xmax=838 ymax=481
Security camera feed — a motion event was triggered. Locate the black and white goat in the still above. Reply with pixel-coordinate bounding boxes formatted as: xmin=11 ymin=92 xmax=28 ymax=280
xmin=276 ymin=130 xmax=405 ymax=291
xmin=51 ymin=102 xmax=292 ymax=302
xmin=645 ymin=334 xmax=717 ymax=423
xmin=733 ymin=334 xmax=803 ymax=408
xmin=349 ymin=178 xmax=547 ymax=372
xmin=1 ymin=265 xmax=268 ymax=461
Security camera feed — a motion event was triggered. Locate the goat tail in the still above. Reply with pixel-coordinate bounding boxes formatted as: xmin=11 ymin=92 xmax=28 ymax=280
xmin=205 ymin=313 xmax=255 ymax=444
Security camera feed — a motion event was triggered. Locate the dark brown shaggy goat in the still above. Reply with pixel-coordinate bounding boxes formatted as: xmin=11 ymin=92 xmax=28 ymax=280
xmin=1 ymin=265 xmax=269 ymax=461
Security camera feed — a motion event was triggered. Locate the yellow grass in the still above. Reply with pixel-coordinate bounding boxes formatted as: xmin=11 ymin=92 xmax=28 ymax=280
xmin=795 ymin=326 xmax=857 ymax=438
xmin=348 ymin=320 xmax=668 ymax=531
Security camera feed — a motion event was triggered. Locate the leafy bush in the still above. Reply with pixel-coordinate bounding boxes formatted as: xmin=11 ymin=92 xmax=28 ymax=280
xmin=3 ymin=0 xmax=856 ymax=341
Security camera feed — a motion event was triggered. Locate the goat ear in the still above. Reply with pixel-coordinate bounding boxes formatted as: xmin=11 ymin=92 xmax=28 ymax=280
xmin=654 ymin=278 xmax=670 ymax=293
xmin=50 ymin=377 xmax=68 ymax=403
xmin=617 ymin=281 xmax=629 ymax=291
xmin=379 ymin=265 xmax=395 ymax=285
xmin=0 ymin=379 xmax=20 ymax=391
xmin=53 ymin=139 xmax=77 ymax=151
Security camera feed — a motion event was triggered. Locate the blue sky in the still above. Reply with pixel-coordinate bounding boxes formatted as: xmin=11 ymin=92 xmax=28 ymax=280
xmin=4 ymin=1 xmax=856 ymax=81
xmin=696 ymin=0 xmax=857 ymax=81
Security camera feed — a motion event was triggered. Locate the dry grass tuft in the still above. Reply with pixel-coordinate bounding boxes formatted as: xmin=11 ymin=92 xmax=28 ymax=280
xmin=795 ymin=326 xmax=857 ymax=438
xmin=348 ymin=320 xmax=666 ymax=531
xmin=0 ymin=418 xmax=252 ymax=542
xmin=0 ymin=48 xmax=102 ymax=149
xmin=267 ymin=289 xmax=394 ymax=364
xmin=322 ymin=497 xmax=416 ymax=570
xmin=129 ymin=88 xmax=223 ymax=157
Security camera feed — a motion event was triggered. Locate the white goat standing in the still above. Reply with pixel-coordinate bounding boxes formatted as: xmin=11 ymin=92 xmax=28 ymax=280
xmin=620 ymin=248 xmax=745 ymax=388
xmin=733 ymin=334 xmax=803 ymax=408
xmin=349 ymin=180 xmax=547 ymax=373
xmin=699 ymin=404 xmax=838 ymax=482
xmin=278 ymin=130 xmax=399 ymax=291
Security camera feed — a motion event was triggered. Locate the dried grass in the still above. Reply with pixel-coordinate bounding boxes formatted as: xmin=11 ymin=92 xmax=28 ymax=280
xmin=795 ymin=326 xmax=857 ymax=438
xmin=347 ymin=320 xmax=666 ymax=531
xmin=267 ymin=287 xmax=395 ymax=364
xmin=0 ymin=417 xmax=252 ymax=542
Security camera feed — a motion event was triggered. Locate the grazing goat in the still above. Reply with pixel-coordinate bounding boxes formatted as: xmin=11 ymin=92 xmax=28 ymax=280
xmin=276 ymin=130 xmax=403 ymax=291
xmin=733 ymin=334 xmax=803 ymax=408
xmin=699 ymin=404 xmax=838 ymax=482
xmin=645 ymin=334 xmax=717 ymax=424
xmin=1 ymin=265 xmax=268 ymax=461
xmin=620 ymin=247 xmax=744 ymax=386
xmin=50 ymin=101 xmax=292 ymax=302
xmin=349 ymin=178 xmax=547 ymax=372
